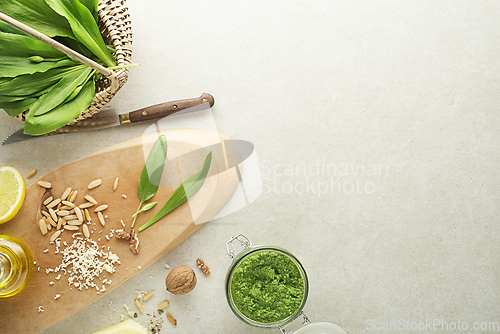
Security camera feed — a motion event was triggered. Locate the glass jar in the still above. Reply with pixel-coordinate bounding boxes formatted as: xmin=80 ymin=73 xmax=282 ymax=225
xmin=0 ymin=235 xmax=34 ymax=298
xmin=225 ymin=234 xmax=347 ymax=334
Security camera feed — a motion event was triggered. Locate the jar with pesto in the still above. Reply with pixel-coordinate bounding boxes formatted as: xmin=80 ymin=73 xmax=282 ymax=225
xmin=225 ymin=234 xmax=309 ymax=329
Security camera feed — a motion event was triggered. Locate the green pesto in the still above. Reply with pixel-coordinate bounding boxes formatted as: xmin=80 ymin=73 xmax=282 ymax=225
xmin=230 ymin=250 xmax=305 ymax=323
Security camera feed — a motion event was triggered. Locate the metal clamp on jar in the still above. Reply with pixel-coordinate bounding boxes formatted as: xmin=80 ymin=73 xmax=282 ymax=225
xmin=225 ymin=234 xmax=346 ymax=334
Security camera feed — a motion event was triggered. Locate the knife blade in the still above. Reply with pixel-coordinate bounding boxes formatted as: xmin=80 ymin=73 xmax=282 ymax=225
xmin=2 ymin=93 xmax=214 ymax=145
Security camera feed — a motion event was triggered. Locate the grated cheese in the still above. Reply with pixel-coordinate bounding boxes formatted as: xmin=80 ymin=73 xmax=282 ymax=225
xmin=53 ymin=239 xmax=120 ymax=292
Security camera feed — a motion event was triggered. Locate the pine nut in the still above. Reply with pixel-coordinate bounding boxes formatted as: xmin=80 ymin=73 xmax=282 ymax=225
xmin=83 ymin=224 xmax=90 ymax=238
xmin=94 ymin=205 xmax=108 ymax=212
xmin=67 ymin=220 xmax=82 ymax=226
xmin=134 ymin=299 xmax=143 ymax=313
xmin=49 ymin=208 xmax=58 ymax=222
xmin=84 ymin=209 xmax=91 ymax=222
xmin=50 ymin=230 xmax=62 ymax=242
xmin=88 ymin=179 xmax=102 ymax=189
xmin=143 ymin=291 xmax=154 ymax=302
xmin=43 ymin=196 xmax=53 ymax=206
xmin=46 ymin=198 xmax=61 ymax=209
xmin=61 ymin=187 xmax=72 ymax=201
xmin=27 ymin=169 xmax=37 ymax=179
xmin=158 ymin=301 xmax=170 ymax=310
xmin=47 ymin=217 xmax=57 ymax=227
xmin=75 ymin=207 xmax=84 ymax=223
xmin=69 ymin=190 xmax=78 ymax=202
xmin=84 ymin=195 xmax=98 ymax=205
xmin=79 ymin=202 xmax=94 ymax=209
xmin=97 ymin=212 xmax=105 ymax=226
xmin=166 ymin=313 xmax=177 ymax=325
xmin=39 ymin=219 xmax=48 ymax=235
xmin=38 ymin=181 xmax=52 ymax=188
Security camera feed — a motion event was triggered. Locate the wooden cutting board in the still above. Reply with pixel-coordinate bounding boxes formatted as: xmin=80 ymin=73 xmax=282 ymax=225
xmin=0 ymin=128 xmax=241 ymax=333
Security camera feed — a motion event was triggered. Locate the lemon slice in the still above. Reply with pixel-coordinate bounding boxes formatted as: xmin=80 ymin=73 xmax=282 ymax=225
xmin=0 ymin=166 xmax=26 ymax=224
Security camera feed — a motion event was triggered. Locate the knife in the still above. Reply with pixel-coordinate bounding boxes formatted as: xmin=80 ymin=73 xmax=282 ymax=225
xmin=2 ymin=93 xmax=215 ymax=145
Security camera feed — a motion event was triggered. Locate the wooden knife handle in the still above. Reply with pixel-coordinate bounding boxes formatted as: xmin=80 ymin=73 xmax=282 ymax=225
xmin=126 ymin=93 xmax=215 ymax=123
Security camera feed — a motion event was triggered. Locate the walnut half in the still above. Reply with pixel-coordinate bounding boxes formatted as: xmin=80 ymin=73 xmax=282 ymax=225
xmin=196 ymin=258 xmax=211 ymax=276
xmin=115 ymin=229 xmax=130 ymax=239
xmin=129 ymin=229 xmax=139 ymax=254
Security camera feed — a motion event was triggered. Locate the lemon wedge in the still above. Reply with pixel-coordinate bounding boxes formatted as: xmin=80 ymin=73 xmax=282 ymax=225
xmin=0 ymin=166 xmax=26 ymax=224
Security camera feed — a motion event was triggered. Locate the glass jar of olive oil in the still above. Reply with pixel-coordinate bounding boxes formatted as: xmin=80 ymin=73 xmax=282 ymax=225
xmin=0 ymin=235 xmax=34 ymax=298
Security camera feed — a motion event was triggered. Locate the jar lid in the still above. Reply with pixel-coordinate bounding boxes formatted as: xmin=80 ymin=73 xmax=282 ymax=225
xmin=293 ymin=322 xmax=346 ymax=334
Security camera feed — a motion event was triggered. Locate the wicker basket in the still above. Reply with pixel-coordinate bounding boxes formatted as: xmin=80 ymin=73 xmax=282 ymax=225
xmin=15 ymin=0 xmax=133 ymax=124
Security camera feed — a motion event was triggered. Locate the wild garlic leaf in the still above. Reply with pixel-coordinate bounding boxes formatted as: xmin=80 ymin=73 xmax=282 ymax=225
xmin=0 ymin=0 xmax=75 ymax=39
xmin=24 ymin=79 xmax=95 ymax=135
xmin=31 ymin=65 xmax=92 ymax=116
xmin=0 ymin=61 xmax=80 ymax=97
xmin=137 ymin=135 xmax=168 ymax=205
xmin=0 ymin=98 xmax=37 ymax=117
xmin=78 ymin=0 xmax=99 ymax=20
xmin=0 ymin=56 xmax=74 ymax=78
xmin=0 ymin=31 xmax=66 ymax=59
xmin=0 ymin=95 xmax=31 ymax=103
xmin=138 ymin=151 xmax=212 ymax=232
xmin=53 ymin=36 xmax=96 ymax=59
xmin=0 ymin=20 xmax=32 ymax=37
xmin=132 ymin=202 xmax=158 ymax=218
xmin=45 ymin=0 xmax=116 ymax=67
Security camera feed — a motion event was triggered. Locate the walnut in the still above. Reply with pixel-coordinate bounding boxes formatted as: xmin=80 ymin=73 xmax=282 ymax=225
xmin=115 ymin=229 xmax=130 ymax=239
xmin=196 ymin=258 xmax=211 ymax=276
xmin=165 ymin=265 xmax=197 ymax=295
xmin=129 ymin=229 xmax=139 ymax=254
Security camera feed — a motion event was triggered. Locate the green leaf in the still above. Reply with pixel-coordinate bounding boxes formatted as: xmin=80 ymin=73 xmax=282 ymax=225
xmin=78 ymin=0 xmax=99 ymax=20
xmin=0 ymin=20 xmax=33 ymax=37
xmin=0 ymin=55 xmax=74 ymax=77
xmin=53 ymin=36 xmax=96 ymax=59
xmin=45 ymin=0 xmax=116 ymax=67
xmin=62 ymin=84 xmax=83 ymax=103
xmin=0 ymin=95 xmax=28 ymax=103
xmin=138 ymin=151 xmax=212 ymax=232
xmin=138 ymin=135 xmax=168 ymax=204
xmin=0 ymin=78 xmax=10 ymax=86
xmin=0 ymin=31 xmax=66 ymax=58
xmin=0 ymin=97 xmax=37 ymax=116
xmin=132 ymin=202 xmax=158 ymax=218
xmin=0 ymin=61 xmax=79 ymax=96
xmin=23 ymin=79 xmax=95 ymax=135
xmin=31 ymin=65 xmax=92 ymax=116
xmin=131 ymin=135 xmax=168 ymax=227
xmin=0 ymin=0 xmax=75 ymax=38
